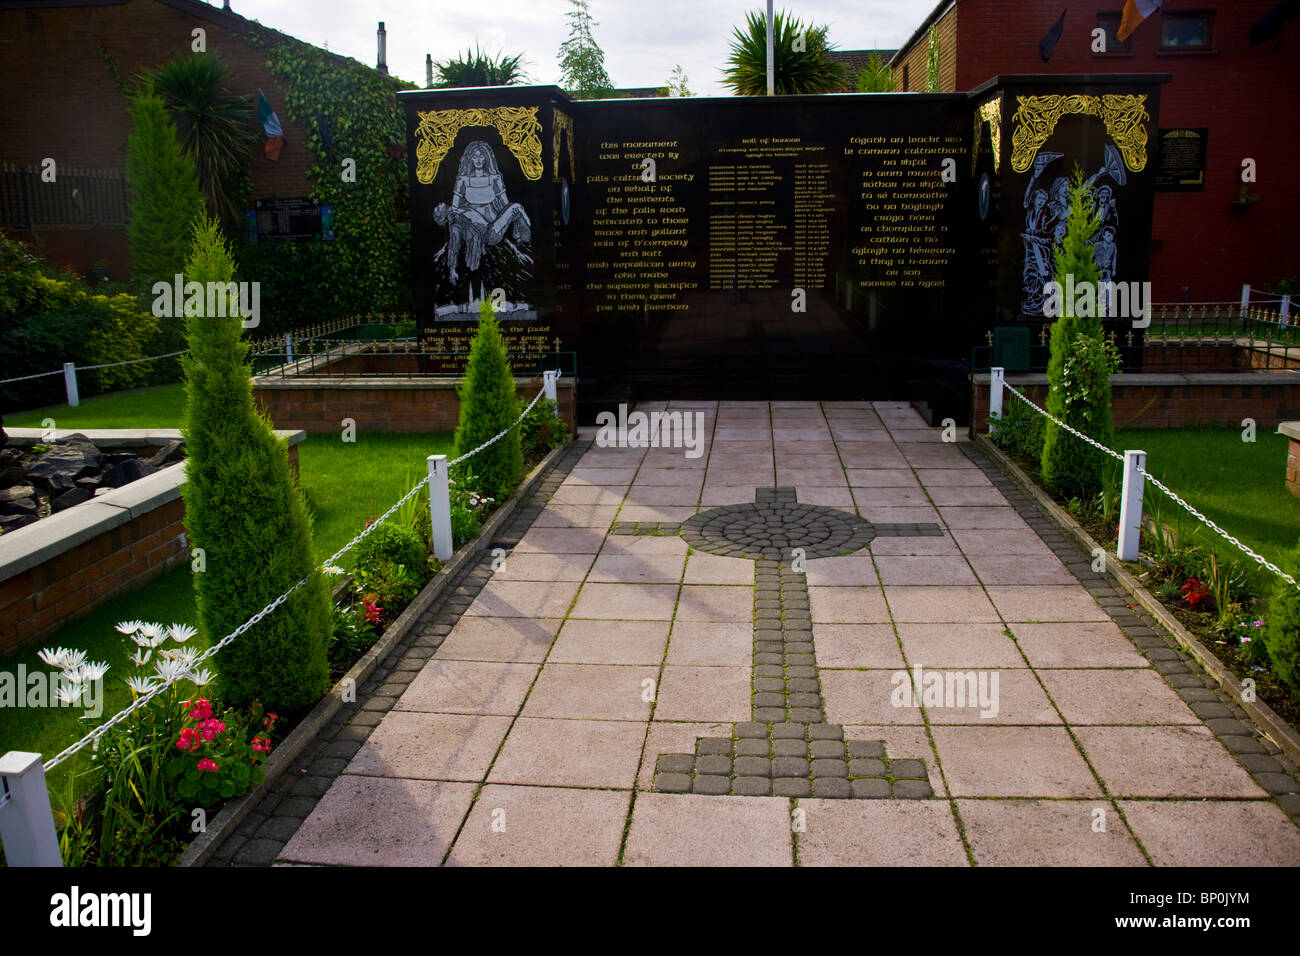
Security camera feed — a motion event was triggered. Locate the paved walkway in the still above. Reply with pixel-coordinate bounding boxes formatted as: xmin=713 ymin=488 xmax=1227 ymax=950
xmin=212 ymin=401 xmax=1300 ymax=866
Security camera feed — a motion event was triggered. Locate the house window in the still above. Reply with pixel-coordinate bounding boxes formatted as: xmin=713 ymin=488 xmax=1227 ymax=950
xmin=1096 ymin=13 xmax=1131 ymax=53
xmin=1160 ymin=11 xmax=1214 ymax=50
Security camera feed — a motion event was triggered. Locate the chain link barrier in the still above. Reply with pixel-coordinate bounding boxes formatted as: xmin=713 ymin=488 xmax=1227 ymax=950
xmin=1000 ymin=382 xmax=1300 ymax=594
xmin=41 ymin=381 xmax=554 ymax=772
xmin=1 ymin=350 xmax=188 ymax=385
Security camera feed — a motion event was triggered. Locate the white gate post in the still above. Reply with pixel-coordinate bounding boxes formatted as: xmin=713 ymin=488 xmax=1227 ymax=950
xmin=1117 ymin=449 xmax=1146 ymax=562
xmin=285 ymin=333 xmax=293 ymax=363
xmin=427 ymin=454 xmax=453 ymax=561
xmin=988 ymin=367 xmax=1005 ymax=435
xmin=63 ymin=362 xmax=79 ymax=407
xmin=543 ymin=369 xmax=559 ymax=403
xmin=1240 ymin=283 xmax=1251 ymax=318
xmin=1281 ymin=295 xmax=1291 ymax=328
xmin=0 ymin=751 xmax=62 ymax=866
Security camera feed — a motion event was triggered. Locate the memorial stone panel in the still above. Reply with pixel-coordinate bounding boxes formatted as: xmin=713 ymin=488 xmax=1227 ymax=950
xmin=400 ymin=74 xmax=1165 ymax=419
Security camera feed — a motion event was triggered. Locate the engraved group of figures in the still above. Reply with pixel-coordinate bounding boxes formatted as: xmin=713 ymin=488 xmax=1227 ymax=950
xmin=1020 ymin=143 xmax=1127 ymax=316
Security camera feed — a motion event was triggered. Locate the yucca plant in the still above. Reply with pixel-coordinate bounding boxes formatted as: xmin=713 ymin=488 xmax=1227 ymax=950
xmin=433 ymin=44 xmax=528 ymax=87
xmin=148 ymin=51 xmax=253 ymax=224
xmin=722 ymin=9 xmax=846 ymax=95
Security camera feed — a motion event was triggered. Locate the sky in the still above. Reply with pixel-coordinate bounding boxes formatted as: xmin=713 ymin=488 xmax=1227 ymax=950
xmin=220 ymin=0 xmax=935 ymax=95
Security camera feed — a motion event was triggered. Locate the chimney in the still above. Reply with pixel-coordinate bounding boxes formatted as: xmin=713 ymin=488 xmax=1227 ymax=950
xmin=377 ymin=21 xmax=388 ymax=75
xmin=426 ymin=53 xmax=433 ymax=88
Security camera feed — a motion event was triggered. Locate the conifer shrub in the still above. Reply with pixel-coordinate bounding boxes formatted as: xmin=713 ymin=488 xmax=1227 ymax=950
xmin=179 ymin=216 xmax=330 ymax=711
xmin=1264 ymin=545 xmax=1300 ymax=692
xmin=454 ymin=299 xmax=524 ymax=502
xmin=126 ymin=90 xmax=204 ymax=287
xmin=1041 ymin=167 xmax=1116 ymax=500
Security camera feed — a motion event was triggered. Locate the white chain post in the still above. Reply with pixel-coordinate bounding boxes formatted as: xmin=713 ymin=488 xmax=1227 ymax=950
xmin=543 ymin=369 xmax=559 ymax=403
xmin=0 ymin=751 xmax=62 ymax=866
xmin=1240 ymin=283 xmax=1250 ymax=318
xmin=427 ymin=454 xmax=453 ymax=561
xmin=988 ymin=367 xmax=1004 ymax=435
xmin=1117 ymin=449 xmax=1146 ymax=562
xmin=63 ymin=362 xmax=79 ymax=407
xmin=285 ymin=332 xmax=293 ymax=363
xmin=1281 ymin=294 xmax=1291 ymax=328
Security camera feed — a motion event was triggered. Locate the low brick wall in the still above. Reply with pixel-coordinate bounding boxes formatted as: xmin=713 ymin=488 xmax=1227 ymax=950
xmin=972 ymin=372 xmax=1300 ymax=432
xmin=253 ymin=376 xmax=576 ymax=434
xmin=0 ymin=472 xmax=188 ymax=654
xmin=0 ymin=430 xmax=305 ymax=655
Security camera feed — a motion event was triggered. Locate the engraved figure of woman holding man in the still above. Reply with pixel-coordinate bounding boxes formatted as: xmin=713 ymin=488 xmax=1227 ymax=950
xmin=433 ymin=140 xmax=532 ymax=285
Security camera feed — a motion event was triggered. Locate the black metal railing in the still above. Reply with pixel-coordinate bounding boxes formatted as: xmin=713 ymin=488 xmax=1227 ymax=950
xmin=0 ymin=163 xmax=127 ymax=228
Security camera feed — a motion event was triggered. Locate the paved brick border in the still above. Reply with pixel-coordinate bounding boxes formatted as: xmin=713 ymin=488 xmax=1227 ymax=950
xmin=962 ymin=440 xmax=1300 ymax=826
xmin=651 ymin=555 xmax=932 ymax=800
xmin=198 ymin=439 xmax=591 ymax=866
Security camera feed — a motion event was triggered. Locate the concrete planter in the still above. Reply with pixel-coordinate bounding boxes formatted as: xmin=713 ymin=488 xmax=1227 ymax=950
xmin=0 ymin=428 xmax=305 ymax=654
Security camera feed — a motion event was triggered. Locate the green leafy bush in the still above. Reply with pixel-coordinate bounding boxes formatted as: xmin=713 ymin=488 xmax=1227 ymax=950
xmin=180 ymin=216 xmax=331 ymax=711
xmin=449 ymin=466 xmax=495 ymax=547
xmin=0 ymin=235 xmax=160 ymax=410
xmin=519 ymin=396 xmax=571 ymax=452
xmin=454 ymin=300 xmax=524 ymax=501
xmin=1041 ymin=167 xmax=1115 ymax=500
xmin=353 ymin=521 xmax=428 ymax=577
xmin=1264 ymin=545 xmax=1300 ymax=692
xmin=989 ymin=392 xmax=1045 ymax=462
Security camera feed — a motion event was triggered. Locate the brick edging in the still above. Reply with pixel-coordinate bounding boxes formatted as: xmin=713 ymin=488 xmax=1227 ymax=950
xmin=179 ymin=436 xmax=575 ymax=867
xmin=975 ymin=433 xmax=1300 ymax=768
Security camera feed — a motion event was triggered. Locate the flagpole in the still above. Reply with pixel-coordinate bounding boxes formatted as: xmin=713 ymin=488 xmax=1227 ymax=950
xmin=766 ymin=0 xmax=775 ymax=96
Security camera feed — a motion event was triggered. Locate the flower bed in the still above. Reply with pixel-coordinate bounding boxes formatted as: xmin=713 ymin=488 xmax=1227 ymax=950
xmin=984 ymin=411 xmax=1300 ymax=735
xmin=26 ymin=397 xmax=571 ymax=866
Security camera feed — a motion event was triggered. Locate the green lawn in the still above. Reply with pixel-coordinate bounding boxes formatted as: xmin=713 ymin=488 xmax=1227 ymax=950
xmin=6 ymin=384 xmax=186 ymax=430
xmin=1 ymin=385 xmax=453 ymax=775
xmin=1116 ymin=426 xmax=1300 ymax=567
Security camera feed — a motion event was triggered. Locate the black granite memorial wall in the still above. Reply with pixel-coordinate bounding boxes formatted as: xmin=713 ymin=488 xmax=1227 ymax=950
xmin=398 ymin=74 xmax=1165 ymax=423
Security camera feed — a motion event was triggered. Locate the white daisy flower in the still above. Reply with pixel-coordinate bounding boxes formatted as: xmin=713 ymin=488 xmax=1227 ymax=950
xmin=153 ymin=657 xmax=190 ymax=683
xmin=115 ymin=620 xmax=145 ymax=635
xmin=160 ymin=646 xmax=200 ymax=669
xmin=76 ymin=661 xmax=110 ymax=683
xmin=53 ymin=684 xmax=85 ymax=706
xmin=58 ymin=649 xmax=87 ymax=673
xmin=186 ymin=668 xmax=216 ymax=687
xmin=168 ymin=623 xmax=197 ymax=644
xmin=37 ymin=647 xmax=73 ymax=669
xmin=129 ymin=648 xmax=152 ymax=668
xmin=125 ymin=675 xmax=157 ymax=695
xmin=323 ymin=565 xmax=345 ymax=576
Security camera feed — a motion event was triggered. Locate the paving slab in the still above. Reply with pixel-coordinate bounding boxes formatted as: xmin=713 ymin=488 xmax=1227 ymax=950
xmin=797 ymin=800 xmax=968 ymax=867
xmin=957 ymin=799 xmax=1148 ymax=866
xmin=623 ymin=793 xmax=793 ymax=866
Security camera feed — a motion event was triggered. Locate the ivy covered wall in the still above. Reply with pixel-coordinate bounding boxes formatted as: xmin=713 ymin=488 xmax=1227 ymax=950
xmin=237 ymin=37 xmax=414 ymax=334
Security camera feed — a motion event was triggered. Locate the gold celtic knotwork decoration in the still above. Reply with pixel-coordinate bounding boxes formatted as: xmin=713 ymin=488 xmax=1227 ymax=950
xmin=552 ymin=108 xmax=575 ymax=182
xmin=1010 ymin=94 xmax=1149 ymax=173
xmin=414 ymin=106 xmax=544 ymax=183
xmin=971 ymin=96 xmax=1002 ymax=175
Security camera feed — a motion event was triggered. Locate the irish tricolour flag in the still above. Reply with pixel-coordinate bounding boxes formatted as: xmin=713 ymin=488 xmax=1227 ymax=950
xmin=257 ymin=88 xmax=286 ymax=161
xmin=1117 ymin=0 xmax=1163 ymax=42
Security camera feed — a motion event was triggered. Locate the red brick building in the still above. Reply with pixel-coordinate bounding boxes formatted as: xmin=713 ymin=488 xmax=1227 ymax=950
xmin=891 ymin=0 xmax=1300 ymax=303
xmin=0 ymin=0 xmax=373 ymax=279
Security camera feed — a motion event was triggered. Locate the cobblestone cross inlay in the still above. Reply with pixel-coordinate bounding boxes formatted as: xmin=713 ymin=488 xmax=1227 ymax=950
xmin=625 ymin=487 xmax=942 ymax=799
